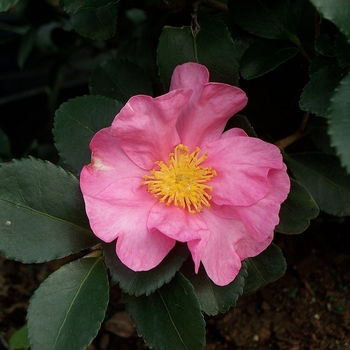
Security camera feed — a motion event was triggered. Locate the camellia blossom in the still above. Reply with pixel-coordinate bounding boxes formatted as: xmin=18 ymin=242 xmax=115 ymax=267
xmin=80 ymin=62 xmax=290 ymax=286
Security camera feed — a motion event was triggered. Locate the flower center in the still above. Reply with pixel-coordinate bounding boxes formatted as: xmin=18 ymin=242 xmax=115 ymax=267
xmin=142 ymin=144 xmax=217 ymax=214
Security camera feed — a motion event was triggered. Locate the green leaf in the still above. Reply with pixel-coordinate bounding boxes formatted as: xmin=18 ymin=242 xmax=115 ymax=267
xmin=315 ymin=33 xmax=335 ymax=56
xmin=70 ymin=3 xmax=118 ymax=40
xmin=183 ymin=262 xmax=247 ymax=316
xmin=0 ymin=0 xmax=19 ymax=12
xmin=335 ymin=33 xmax=350 ymax=69
xmin=308 ymin=55 xmax=336 ymax=75
xmin=286 ymin=152 xmax=350 ymax=216
xmin=299 ymin=64 xmax=345 ymax=116
xmin=328 ymin=71 xmax=350 ymax=173
xmin=89 ymin=59 xmax=153 ymax=103
xmin=308 ymin=115 xmax=336 ymax=154
xmin=157 ymin=13 xmax=239 ymax=90
xmin=103 ymin=242 xmax=189 ymax=296
xmin=240 ymin=39 xmax=299 ymax=79
xmin=157 ymin=26 xmax=193 ymax=89
xmin=276 ymin=178 xmax=319 ymax=234
xmin=117 ymin=37 xmax=158 ymax=80
xmin=124 ymin=273 xmax=206 ymax=350
xmin=227 ymin=115 xmax=257 ymax=137
xmin=195 ymin=14 xmax=239 ymax=86
xmin=292 ymin=0 xmax=315 ymax=58
xmin=228 ymin=0 xmax=298 ymax=41
xmin=60 ymin=0 xmax=118 ymax=14
xmin=9 ymin=325 xmax=30 ymax=349
xmin=0 ymin=157 xmax=98 ymax=263
xmin=243 ymin=243 xmax=286 ymax=295
xmin=309 ymin=0 xmax=350 ymax=44
xmin=53 ymin=95 xmax=123 ymax=176
xmin=0 ymin=127 xmax=11 ymax=158
xmin=28 ymin=257 xmax=109 ymax=350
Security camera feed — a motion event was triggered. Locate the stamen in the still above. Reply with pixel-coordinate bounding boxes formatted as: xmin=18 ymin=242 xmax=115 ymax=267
xmin=141 ymin=144 xmax=217 ymax=214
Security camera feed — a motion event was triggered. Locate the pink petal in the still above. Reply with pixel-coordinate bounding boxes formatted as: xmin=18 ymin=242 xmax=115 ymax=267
xmin=116 ymin=227 xmax=176 ymax=271
xmin=221 ymin=127 xmax=248 ymax=138
xmin=204 ymin=135 xmax=284 ymax=206
xmin=80 ymin=128 xmax=144 ymax=197
xmin=235 ymin=198 xmax=281 ymax=242
xmin=264 ymin=165 xmax=290 ymax=203
xmin=198 ymin=209 xmax=273 ymax=286
xmin=235 ymin=166 xmax=290 ymax=241
xmin=148 ymin=203 xmax=207 ymax=242
xmin=176 ymin=83 xmax=248 ymax=150
xmin=83 ymin=177 xmax=175 ymax=271
xmin=170 ymin=62 xmax=209 ymax=92
xmin=148 ymin=203 xmax=210 ymax=272
xmin=234 ymin=234 xmax=273 ymax=261
xmin=111 ymin=89 xmax=192 ymax=170
xmin=83 ymin=177 xmax=155 ymax=242
xmin=197 ymin=210 xmax=246 ymax=286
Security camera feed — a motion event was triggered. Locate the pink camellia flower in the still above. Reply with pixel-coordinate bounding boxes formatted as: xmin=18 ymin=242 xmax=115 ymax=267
xmin=80 ymin=62 xmax=290 ymax=286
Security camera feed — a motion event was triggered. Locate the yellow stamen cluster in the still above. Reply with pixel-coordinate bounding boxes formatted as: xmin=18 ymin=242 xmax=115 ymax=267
xmin=142 ymin=144 xmax=217 ymax=214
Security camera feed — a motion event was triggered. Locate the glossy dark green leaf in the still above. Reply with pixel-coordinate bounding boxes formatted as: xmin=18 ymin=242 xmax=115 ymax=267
xmin=9 ymin=325 xmax=29 ymax=349
xmin=228 ymin=0 xmax=298 ymax=41
xmin=241 ymin=39 xmax=299 ymax=79
xmin=0 ymin=0 xmax=19 ymax=12
xmin=184 ymin=262 xmax=247 ymax=316
xmin=276 ymin=178 xmax=319 ymax=234
xmin=157 ymin=25 xmax=193 ymax=90
xmin=103 ymin=242 xmax=189 ymax=296
xmin=28 ymin=257 xmax=109 ymax=350
xmin=299 ymin=64 xmax=345 ymax=116
xmin=315 ymin=33 xmax=335 ymax=56
xmin=195 ymin=14 xmax=239 ymax=86
xmin=243 ymin=243 xmax=286 ymax=295
xmin=286 ymin=152 xmax=350 ymax=216
xmin=60 ymin=0 xmax=118 ymax=14
xmin=309 ymin=0 xmax=350 ymax=43
xmin=157 ymin=14 xmax=239 ymax=89
xmin=70 ymin=3 xmax=118 ymax=40
xmin=0 ymin=158 xmax=98 ymax=263
xmin=335 ymin=33 xmax=350 ymax=68
xmin=327 ymin=72 xmax=350 ymax=173
xmin=53 ymin=95 xmax=123 ymax=176
xmin=308 ymin=55 xmax=336 ymax=75
xmin=227 ymin=115 xmax=257 ymax=137
xmin=292 ymin=0 xmax=315 ymax=58
xmin=89 ymin=59 xmax=153 ymax=103
xmin=117 ymin=37 xmax=158 ymax=80
xmin=308 ymin=115 xmax=336 ymax=154
xmin=124 ymin=273 xmax=206 ymax=350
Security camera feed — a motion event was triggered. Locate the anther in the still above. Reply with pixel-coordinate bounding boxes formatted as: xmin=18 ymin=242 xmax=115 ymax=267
xmin=142 ymin=144 xmax=216 ymax=213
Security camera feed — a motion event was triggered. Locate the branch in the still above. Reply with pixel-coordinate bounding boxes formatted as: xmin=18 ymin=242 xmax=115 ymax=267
xmin=275 ymin=112 xmax=309 ymax=150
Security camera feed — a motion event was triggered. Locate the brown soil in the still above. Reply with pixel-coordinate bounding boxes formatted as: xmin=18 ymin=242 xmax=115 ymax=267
xmin=1 ymin=218 xmax=350 ymax=350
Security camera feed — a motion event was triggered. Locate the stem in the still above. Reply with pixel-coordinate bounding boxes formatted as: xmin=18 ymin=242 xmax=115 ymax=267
xmin=201 ymin=0 xmax=228 ymax=11
xmin=275 ymin=112 xmax=310 ymax=150
xmin=292 ymin=36 xmax=313 ymax=63
xmin=191 ymin=0 xmax=201 ymax=62
xmin=0 ymin=22 xmax=29 ymax=35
